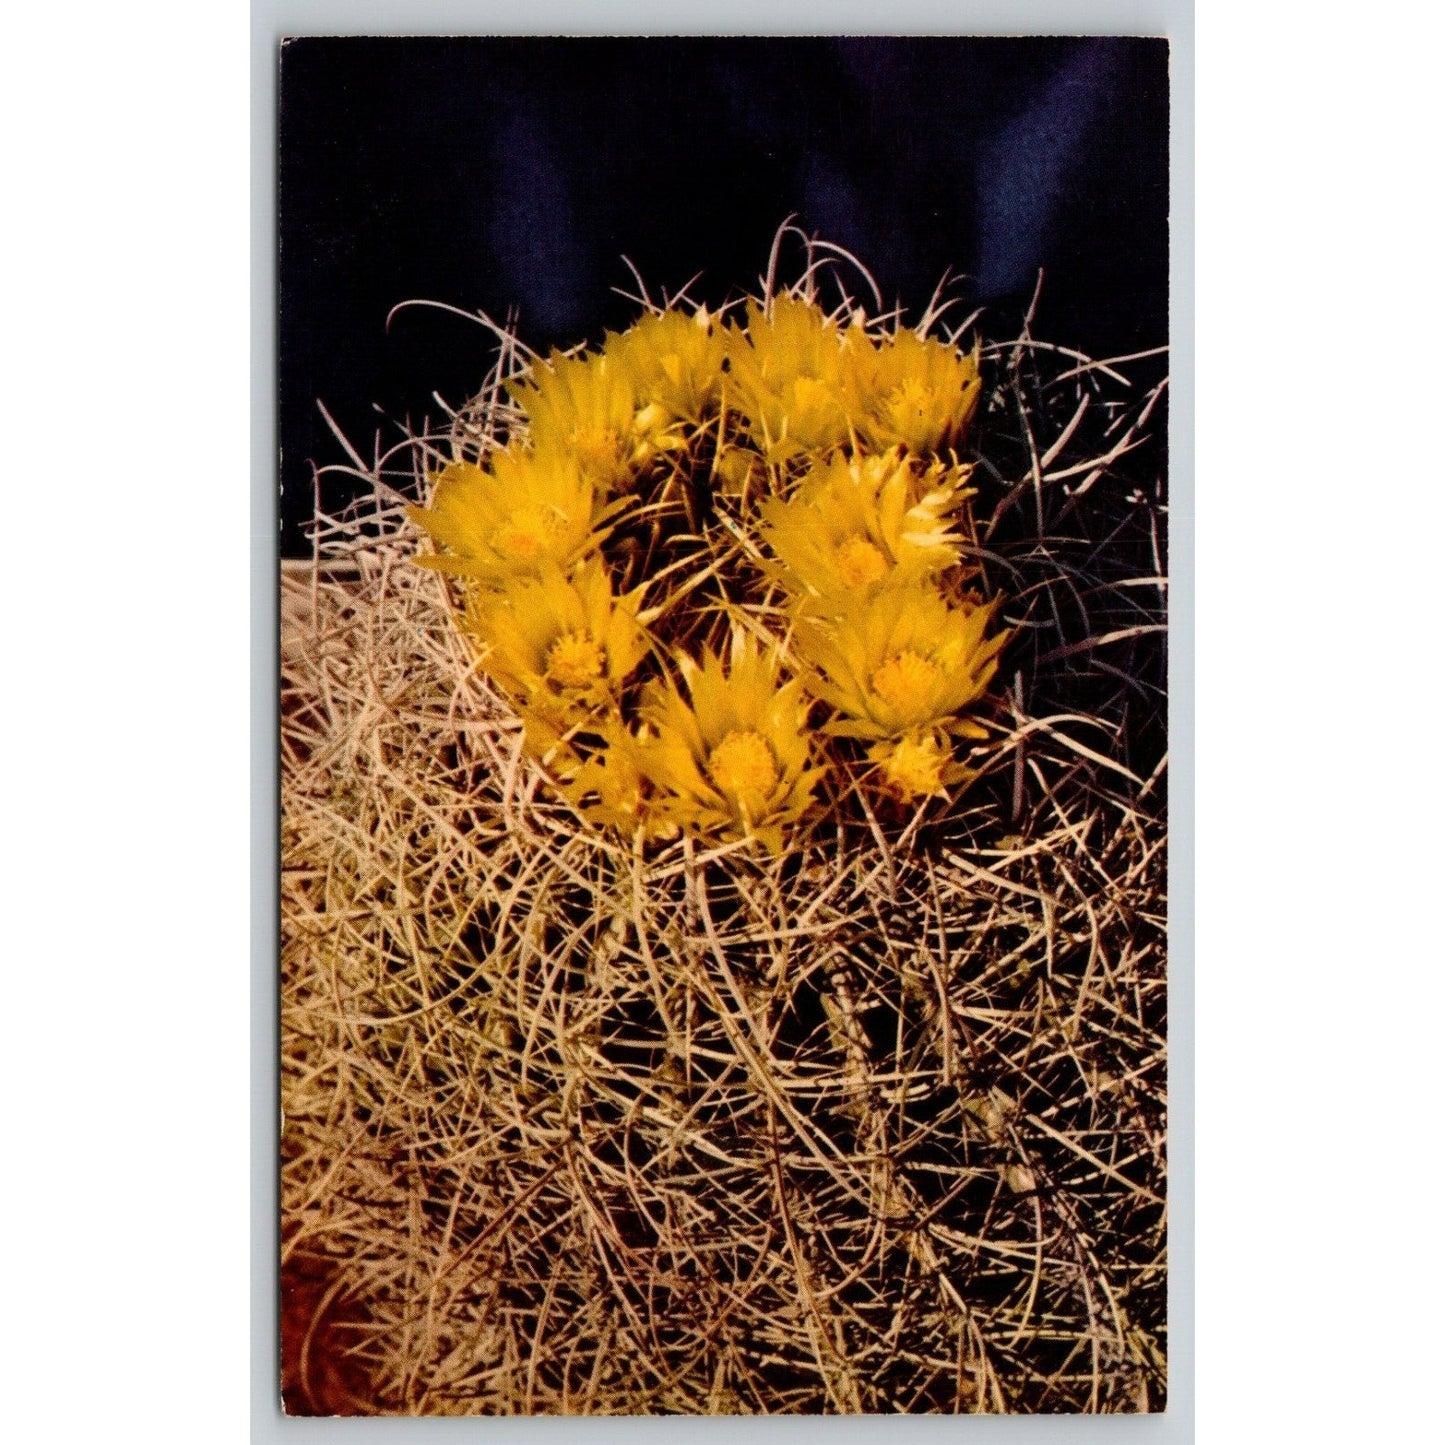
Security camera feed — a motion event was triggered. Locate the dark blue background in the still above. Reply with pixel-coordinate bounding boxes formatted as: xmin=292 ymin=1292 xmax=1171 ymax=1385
xmin=278 ymin=36 xmax=1168 ymax=555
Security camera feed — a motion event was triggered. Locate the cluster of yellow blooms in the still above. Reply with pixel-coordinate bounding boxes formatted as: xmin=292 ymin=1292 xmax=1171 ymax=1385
xmin=409 ymin=293 xmax=1011 ymax=852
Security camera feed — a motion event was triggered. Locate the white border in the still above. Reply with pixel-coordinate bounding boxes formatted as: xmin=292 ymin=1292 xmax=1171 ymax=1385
xmin=19 ymin=2 xmax=1445 ymax=1441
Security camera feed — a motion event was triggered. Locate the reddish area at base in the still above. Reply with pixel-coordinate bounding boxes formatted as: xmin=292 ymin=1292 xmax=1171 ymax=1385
xmin=280 ymin=1252 xmax=380 ymax=1415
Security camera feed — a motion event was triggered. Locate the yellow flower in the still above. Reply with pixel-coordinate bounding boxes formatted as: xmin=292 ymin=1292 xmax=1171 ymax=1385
xmin=407 ymin=450 xmax=619 ymax=584
xmin=793 ymin=583 xmax=1009 ymax=741
xmin=866 ymin=730 xmax=974 ymax=801
xmin=723 ymin=295 xmax=868 ymax=463
xmin=856 ymin=327 xmax=983 ymax=456
xmin=759 ymin=449 xmax=973 ymax=600
xmin=638 ymin=634 xmax=824 ymax=852
xmin=561 ymin=720 xmax=669 ymax=837
xmin=507 ymin=348 xmax=680 ymax=493
xmin=604 ymin=305 xmax=729 ymax=424
xmin=465 ymin=560 xmax=648 ymax=749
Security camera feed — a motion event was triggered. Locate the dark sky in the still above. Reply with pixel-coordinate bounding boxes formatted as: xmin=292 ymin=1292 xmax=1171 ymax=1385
xmin=278 ymin=36 xmax=1169 ymax=554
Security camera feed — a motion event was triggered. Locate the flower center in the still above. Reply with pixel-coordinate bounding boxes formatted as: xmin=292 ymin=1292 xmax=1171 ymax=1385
xmin=880 ymin=734 xmax=947 ymax=799
xmin=791 ymin=374 xmax=831 ymax=402
xmin=545 ymin=631 xmax=605 ymax=688
xmin=573 ymin=425 xmax=623 ymax=474
xmin=707 ymin=730 xmax=779 ymax=809
xmin=887 ymin=378 xmax=933 ymax=425
xmin=497 ymin=504 xmax=565 ymax=562
xmin=834 ymin=534 xmax=890 ymax=588
xmin=871 ymin=650 xmax=939 ymax=714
